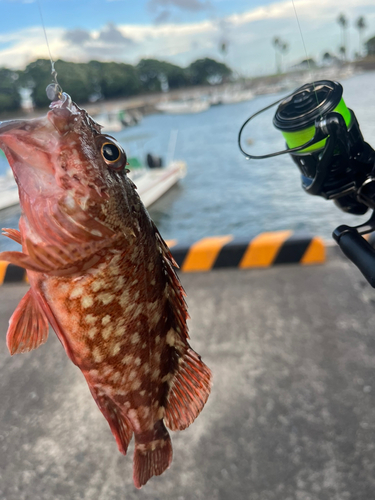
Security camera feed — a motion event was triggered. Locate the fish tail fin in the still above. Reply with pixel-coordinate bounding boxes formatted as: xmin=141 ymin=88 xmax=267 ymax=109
xmin=133 ymin=421 xmax=173 ymax=488
xmin=165 ymin=347 xmax=212 ymax=431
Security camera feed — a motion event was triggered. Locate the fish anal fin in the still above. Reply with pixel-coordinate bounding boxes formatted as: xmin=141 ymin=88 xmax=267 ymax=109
xmin=90 ymin=392 xmax=133 ymax=455
xmin=2 ymin=228 xmax=21 ymax=245
xmin=164 ymin=348 xmax=212 ymax=431
xmin=7 ymin=288 xmax=49 ymax=355
xmin=133 ymin=422 xmax=172 ymax=488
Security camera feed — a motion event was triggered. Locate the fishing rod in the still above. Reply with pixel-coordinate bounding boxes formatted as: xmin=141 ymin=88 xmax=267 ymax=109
xmin=238 ymin=79 xmax=375 ymax=287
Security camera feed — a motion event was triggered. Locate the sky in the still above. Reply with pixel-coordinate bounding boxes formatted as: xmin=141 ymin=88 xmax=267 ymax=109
xmin=0 ymin=0 xmax=375 ymax=76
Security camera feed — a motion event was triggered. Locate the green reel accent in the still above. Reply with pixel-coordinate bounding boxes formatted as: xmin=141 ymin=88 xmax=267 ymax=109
xmin=281 ymin=97 xmax=352 ymax=154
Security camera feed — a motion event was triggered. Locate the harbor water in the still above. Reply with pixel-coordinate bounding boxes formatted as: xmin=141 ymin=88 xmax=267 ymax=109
xmin=1 ymin=71 xmax=375 ymax=251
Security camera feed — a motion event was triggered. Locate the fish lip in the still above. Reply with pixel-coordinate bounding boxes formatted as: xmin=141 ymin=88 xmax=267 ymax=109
xmin=0 ymin=120 xmax=31 ymax=136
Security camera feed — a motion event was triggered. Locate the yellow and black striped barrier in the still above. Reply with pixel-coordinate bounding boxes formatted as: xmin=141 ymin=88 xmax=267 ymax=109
xmin=0 ymin=262 xmax=28 ymax=285
xmin=166 ymin=230 xmax=325 ymax=272
xmin=0 ymin=231 xmax=325 ymax=283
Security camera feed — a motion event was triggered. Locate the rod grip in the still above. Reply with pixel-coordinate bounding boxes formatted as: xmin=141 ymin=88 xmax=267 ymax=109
xmin=333 ymin=226 xmax=375 ymax=287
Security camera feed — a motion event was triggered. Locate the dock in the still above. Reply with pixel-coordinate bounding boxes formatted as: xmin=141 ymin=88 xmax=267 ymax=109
xmin=1 ymin=249 xmax=375 ymax=499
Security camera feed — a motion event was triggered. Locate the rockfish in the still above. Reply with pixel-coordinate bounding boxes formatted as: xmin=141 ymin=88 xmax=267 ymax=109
xmin=0 ymin=92 xmax=212 ymax=488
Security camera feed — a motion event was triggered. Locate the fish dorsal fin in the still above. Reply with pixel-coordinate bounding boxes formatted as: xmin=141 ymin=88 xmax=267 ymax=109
xmin=2 ymin=228 xmax=21 ymax=245
xmin=164 ymin=347 xmax=212 ymax=431
xmin=7 ymin=288 xmax=49 ymax=355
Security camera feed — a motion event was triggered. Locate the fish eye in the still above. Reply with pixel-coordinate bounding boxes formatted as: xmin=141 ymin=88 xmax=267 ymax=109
xmin=98 ymin=137 xmax=127 ymax=171
xmin=102 ymin=143 xmax=120 ymax=162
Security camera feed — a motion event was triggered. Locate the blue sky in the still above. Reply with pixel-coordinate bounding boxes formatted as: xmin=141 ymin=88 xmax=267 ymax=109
xmin=0 ymin=0 xmax=375 ymax=76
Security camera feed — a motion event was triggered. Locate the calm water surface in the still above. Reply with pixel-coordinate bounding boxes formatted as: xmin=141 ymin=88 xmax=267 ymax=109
xmin=1 ymin=71 xmax=375 ymax=251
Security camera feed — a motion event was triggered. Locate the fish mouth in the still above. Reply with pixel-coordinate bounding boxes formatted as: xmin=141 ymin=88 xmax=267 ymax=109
xmin=0 ymin=119 xmax=32 ymax=136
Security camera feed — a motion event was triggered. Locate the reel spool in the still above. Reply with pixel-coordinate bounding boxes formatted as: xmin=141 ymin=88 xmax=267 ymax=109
xmin=238 ymin=80 xmax=375 ymax=287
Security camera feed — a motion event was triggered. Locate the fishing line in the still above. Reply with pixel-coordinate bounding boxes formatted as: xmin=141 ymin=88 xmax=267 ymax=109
xmin=291 ymin=0 xmax=321 ymax=114
xmin=36 ymin=0 xmax=62 ymax=100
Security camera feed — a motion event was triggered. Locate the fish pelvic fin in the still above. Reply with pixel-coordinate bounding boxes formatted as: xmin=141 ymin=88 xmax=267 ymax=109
xmin=133 ymin=421 xmax=172 ymax=489
xmin=7 ymin=288 xmax=49 ymax=355
xmin=165 ymin=348 xmax=212 ymax=431
xmin=91 ymin=393 xmax=133 ymax=455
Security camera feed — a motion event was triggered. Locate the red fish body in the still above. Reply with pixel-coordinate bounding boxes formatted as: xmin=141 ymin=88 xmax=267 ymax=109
xmin=0 ymin=93 xmax=211 ymax=488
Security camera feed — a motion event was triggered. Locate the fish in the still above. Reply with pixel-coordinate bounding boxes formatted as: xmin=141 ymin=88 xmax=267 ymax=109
xmin=0 ymin=92 xmax=212 ymax=488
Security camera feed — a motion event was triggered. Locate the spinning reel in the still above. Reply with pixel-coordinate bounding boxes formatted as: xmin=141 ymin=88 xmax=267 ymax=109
xmin=238 ymin=80 xmax=375 ymax=287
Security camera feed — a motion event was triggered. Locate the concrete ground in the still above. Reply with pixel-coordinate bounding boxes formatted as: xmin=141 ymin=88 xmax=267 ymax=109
xmin=1 ymin=250 xmax=375 ymax=500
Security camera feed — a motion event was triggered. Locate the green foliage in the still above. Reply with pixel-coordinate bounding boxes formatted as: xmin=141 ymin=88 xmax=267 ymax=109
xmin=88 ymin=61 xmax=139 ymax=99
xmin=0 ymin=68 xmax=20 ymax=112
xmin=0 ymin=56 xmax=233 ymax=111
xmin=137 ymin=59 xmax=188 ymax=91
xmin=186 ymin=58 xmax=231 ymax=85
xmin=22 ymin=59 xmax=53 ymax=108
xmin=55 ymin=60 xmax=96 ymax=104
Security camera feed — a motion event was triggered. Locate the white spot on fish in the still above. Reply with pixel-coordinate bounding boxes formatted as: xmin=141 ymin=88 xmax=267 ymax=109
xmin=131 ymin=379 xmax=141 ymax=391
xmin=85 ymin=314 xmax=97 ymax=325
xmin=135 ymin=357 xmax=141 ymax=366
xmin=129 ymin=370 xmax=137 ymax=381
xmin=111 ymin=343 xmax=121 ymax=356
xmin=154 ymin=352 xmax=161 ymax=365
xmin=92 ymin=280 xmax=105 ymax=292
xmin=90 ymin=229 xmax=102 ymax=237
xmin=166 ymin=328 xmax=175 ymax=346
xmin=122 ymin=355 xmax=133 ymax=365
xmin=98 ymin=293 xmax=115 ymax=305
xmin=143 ymin=363 xmax=150 ymax=374
xmin=131 ymin=332 xmax=140 ymax=344
xmin=155 ymin=336 xmax=160 ymax=345
xmin=93 ymin=347 xmax=104 ymax=363
xmin=151 ymin=368 xmax=160 ymax=381
xmin=102 ymin=315 xmax=111 ymax=326
xmin=111 ymin=371 xmax=121 ymax=383
xmin=82 ymin=296 xmax=94 ymax=308
xmin=162 ymin=372 xmax=174 ymax=384
xmin=70 ymin=286 xmax=84 ymax=299
xmin=128 ymin=409 xmax=141 ymax=432
xmin=157 ymin=406 xmax=165 ymax=419
xmin=119 ymin=290 xmax=130 ymax=308
xmin=88 ymin=328 xmax=98 ymax=339
xmin=102 ymin=324 xmax=113 ymax=340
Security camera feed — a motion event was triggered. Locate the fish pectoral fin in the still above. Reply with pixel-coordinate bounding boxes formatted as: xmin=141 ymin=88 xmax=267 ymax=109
xmin=90 ymin=392 xmax=133 ymax=455
xmin=0 ymin=235 xmax=117 ymax=275
xmin=2 ymin=228 xmax=21 ymax=245
xmin=165 ymin=348 xmax=212 ymax=431
xmin=7 ymin=288 xmax=49 ymax=355
xmin=0 ymin=250 xmax=50 ymax=272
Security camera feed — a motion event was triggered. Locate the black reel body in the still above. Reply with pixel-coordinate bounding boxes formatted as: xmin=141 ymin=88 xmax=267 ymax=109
xmin=238 ymin=79 xmax=375 ymax=287
xmin=273 ymin=80 xmax=375 ymax=215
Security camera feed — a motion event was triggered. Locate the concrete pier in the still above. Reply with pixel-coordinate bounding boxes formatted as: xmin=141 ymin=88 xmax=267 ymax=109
xmin=1 ymin=249 xmax=375 ymax=499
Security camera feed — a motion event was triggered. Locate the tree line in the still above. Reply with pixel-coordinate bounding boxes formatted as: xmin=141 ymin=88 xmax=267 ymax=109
xmin=0 ymin=57 xmax=232 ymax=114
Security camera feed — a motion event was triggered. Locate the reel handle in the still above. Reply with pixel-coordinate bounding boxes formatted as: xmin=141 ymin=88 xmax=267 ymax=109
xmin=333 ymin=225 xmax=375 ymax=287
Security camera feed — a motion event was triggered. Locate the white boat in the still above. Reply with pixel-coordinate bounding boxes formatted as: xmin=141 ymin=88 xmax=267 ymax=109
xmin=0 ymin=160 xmax=186 ymax=211
xmin=0 ymin=169 xmax=19 ymax=210
xmin=129 ymin=160 xmax=186 ymax=208
xmin=155 ymin=98 xmax=210 ymax=115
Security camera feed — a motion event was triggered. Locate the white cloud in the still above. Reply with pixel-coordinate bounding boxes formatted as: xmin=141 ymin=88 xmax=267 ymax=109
xmin=0 ymin=0 xmax=374 ymax=75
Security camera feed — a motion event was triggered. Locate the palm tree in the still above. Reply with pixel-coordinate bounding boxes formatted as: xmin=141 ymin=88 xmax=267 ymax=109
xmin=273 ymin=37 xmax=281 ymax=74
xmin=355 ymin=16 xmax=367 ymax=57
xmin=337 ymin=13 xmax=348 ymax=61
